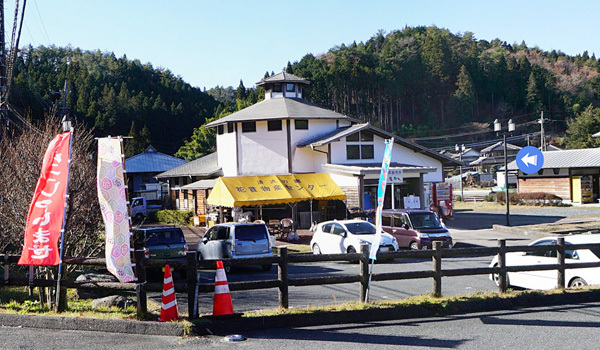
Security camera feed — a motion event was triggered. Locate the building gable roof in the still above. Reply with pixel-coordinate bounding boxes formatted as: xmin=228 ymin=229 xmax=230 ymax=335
xmin=205 ymin=97 xmax=358 ymax=128
xmin=256 ymin=71 xmax=310 ymax=86
xmin=125 ymin=146 xmax=187 ymax=174
xmin=507 ymin=148 xmax=600 ymax=170
xmin=297 ymin=123 xmax=461 ymax=166
xmin=155 ymin=152 xmax=221 ymax=178
xmin=481 ymin=141 xmax=522 ymax=153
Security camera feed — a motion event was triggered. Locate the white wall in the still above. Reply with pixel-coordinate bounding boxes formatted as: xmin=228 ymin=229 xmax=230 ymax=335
xmin=328 ymin=133 xmax=444 ymax=182
xmin=217 ymin=130 xmax=238 ymax=176
xmin=291 ymin=119 xmax=339 ymax=173
xmin=238 ymin=120 xmax=289 ymax=175
xmin=328 ymin=171 xmax=359 ymax=187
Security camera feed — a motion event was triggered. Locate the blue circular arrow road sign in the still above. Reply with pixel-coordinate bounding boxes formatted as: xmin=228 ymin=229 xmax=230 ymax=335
xmin=516 ymin=146 xmax=544 ymax=174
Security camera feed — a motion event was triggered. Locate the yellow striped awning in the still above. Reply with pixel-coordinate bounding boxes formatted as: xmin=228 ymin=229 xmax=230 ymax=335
xmin=206 ymin=173 xmax=346 ymax=208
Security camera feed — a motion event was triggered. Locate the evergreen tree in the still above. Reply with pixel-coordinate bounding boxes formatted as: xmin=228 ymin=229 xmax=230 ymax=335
xmin=566 ymin=105 xmax=600 ymax=148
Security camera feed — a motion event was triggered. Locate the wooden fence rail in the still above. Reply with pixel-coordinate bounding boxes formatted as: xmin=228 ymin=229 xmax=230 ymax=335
xmin=3 ymin=238 xmax=600 ymax=319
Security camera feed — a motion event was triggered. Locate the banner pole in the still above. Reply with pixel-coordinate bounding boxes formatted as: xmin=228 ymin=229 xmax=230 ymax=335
xmin=55 ymin=127 xmax=74 ymax=312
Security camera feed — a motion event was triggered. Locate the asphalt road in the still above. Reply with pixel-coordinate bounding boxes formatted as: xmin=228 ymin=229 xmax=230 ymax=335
xmin=5 ymin=302 xmax=600 ymax=349
xmin=160 ymin=208 xmax=594 ymax=315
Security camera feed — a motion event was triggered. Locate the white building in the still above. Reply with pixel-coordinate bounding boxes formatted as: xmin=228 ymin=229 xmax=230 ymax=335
xmin=198 ymin=72 xmax=459 ymax=224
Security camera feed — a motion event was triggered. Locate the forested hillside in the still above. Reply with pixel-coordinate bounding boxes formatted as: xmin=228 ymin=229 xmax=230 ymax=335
xmin=9 ymin=45 xmax=219 ymax=156
xmin=286 ymin=26 xmax=600 ymax=146
xmin=8 ymin=26 xmax=600 ymax=160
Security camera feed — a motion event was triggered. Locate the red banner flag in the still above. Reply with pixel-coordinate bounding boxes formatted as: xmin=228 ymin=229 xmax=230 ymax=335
xmin=18 ymin=131 xmax=72 ymax=266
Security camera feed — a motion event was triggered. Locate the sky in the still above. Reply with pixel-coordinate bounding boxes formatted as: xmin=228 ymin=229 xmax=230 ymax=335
xmin=7 ymin=0 xmax=600 ymax=90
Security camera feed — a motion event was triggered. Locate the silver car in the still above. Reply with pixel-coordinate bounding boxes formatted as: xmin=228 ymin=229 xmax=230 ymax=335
xmin=197 ymin=223 xmax=273 ymax=271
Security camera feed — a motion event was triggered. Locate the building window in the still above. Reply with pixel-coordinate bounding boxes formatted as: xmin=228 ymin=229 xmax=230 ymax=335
xmin=295 ymin=119 xmax=309 ymax=130
xmin=361 ymin=145 xmax=374 ymax=159
xmin=183 ymin=190 xmax=189 ymax=209
xmin=360 ymin=131 xmax=374 ymax=142
xmin=217 ymin=125 xmax=224 ymax=135
xmin=273 ymin=84 xmax=282 ymax=92
xmin=268 ymin=120 xmax=282 ymax=131
xmin=346 ymin=145 xmax=360 ymax=159
xmin=346 ymin=133 xmax=359 ymax=142
xmin=227 ymin=122 xmax=234 ymax=133
xmin=286 ymin=83 xmax=295 ymax=92
xmin=242 ymin=121 xmax=256 ymax=133
xmin=346 ymin=131 xmax=376 ymax=160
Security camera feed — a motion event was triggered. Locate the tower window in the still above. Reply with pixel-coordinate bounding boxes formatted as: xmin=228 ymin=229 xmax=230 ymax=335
xmin=268 ymin=120 xmax=282 ymax=131
xmin=241 ymin=121 xmax=256 ymax=133
xmin=295 ymin=119 xmax=309 ymax=130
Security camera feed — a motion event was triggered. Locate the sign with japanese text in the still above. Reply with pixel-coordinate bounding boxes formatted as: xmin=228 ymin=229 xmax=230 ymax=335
xmin=370 ymin=138 xmax=394 ymax=260
xmin=18 ymin=131 xmax=72 ymax=266
xmin=97 ymin=137 xmax=135 ymax=283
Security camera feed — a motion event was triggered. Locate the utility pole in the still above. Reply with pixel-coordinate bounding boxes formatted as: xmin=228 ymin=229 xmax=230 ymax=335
xmin=539 ymin=111 xmax=546 ymax=151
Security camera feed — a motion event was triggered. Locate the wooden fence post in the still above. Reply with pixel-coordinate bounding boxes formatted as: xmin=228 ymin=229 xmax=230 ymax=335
xmin=134 ymin=250 xmax=147 ymax=318
xmin=359 ymin=244 xmax=369 ymax=302
xmin=278 ymin=247 xmax=289 ymax=309
xmin=433 ymin=241 xmax=442 ymax=297
xmin=557 ymin=237 xmax=565 ymax=289
xmin=498 ymin=239 xmax=507 ymax=293
xmin=186 ymin=251 xmax=198 ymax=319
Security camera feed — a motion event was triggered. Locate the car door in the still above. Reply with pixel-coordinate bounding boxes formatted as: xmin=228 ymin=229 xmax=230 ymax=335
xmin=392 ymin=213 xmax=413 ymax=248
xmin=330 ymin=223 xmax=347 ymax=253
xmin=199 ymin=226 xmax=229 ymax=259
xmin=508 ymin=240 xmax=557 ymax=290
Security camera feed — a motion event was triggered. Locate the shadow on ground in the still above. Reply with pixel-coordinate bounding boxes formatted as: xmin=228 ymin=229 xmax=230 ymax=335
xmin=448 ymin=210 xmax=565 ymax=230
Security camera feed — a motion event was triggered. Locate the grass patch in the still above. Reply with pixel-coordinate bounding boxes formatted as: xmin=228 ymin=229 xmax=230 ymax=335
xmin=0 ymin=287 xmax=171 ymax=322
xmin=274 ymin=244 xmax=313 ymax=254
xmin=232 ymin=287 xmax=598 ymax=318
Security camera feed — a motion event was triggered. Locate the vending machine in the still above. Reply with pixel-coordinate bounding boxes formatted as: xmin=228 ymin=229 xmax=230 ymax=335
xmin=425 ymin=183 xmax=454 ymax=218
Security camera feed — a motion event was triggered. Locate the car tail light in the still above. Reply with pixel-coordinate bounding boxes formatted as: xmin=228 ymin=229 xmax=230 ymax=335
xmin=144 ymin=248 xmax=149 ymax=259
xmin=184 ymin=243 xmax=188 ymax=252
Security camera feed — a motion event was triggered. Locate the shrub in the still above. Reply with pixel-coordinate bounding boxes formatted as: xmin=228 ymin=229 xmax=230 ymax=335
xmin=495 ymin=192 xmax=563 ymax=206
xmin=154 ymin=210 xmax=194 ymax=226
xmin=484 ymin=194 xmax=496 ymax=202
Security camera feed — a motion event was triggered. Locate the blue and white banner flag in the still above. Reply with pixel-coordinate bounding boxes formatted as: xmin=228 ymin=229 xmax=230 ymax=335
xmin=370 ymin=138 xmax=394 ymax=260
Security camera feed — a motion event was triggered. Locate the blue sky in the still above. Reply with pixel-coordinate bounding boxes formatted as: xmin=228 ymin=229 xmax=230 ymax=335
xmin=9 ymin=0 xmax=600 ymax=90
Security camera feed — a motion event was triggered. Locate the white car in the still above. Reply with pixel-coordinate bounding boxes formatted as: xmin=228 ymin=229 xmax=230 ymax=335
xmin=489 ymin=235 xmax=600 ymax=290
xmin=310 ymin=219 xmax=399 ymax=256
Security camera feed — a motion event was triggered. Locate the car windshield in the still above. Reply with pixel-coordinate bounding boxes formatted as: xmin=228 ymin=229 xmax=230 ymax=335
xmin=408 ymin=212 xmax=443 ymax=229
xmin=146 ymin=230 xmax=184 ymax=245
xmin=345 ymin=222 xmax=376 ymax=235
xmin=236 ymin=225 xmax=268 ymax=241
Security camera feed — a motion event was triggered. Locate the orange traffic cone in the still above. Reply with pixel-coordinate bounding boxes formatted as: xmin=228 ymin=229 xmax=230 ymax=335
xmin=157 ymin=264 xmax=180 ymax=322
xmin=213 ymin=261 xmax=234 ymax=316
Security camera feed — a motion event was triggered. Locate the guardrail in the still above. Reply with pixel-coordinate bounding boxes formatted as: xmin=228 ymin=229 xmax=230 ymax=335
xmin=3 ymin=237 xmax=600 ymax=319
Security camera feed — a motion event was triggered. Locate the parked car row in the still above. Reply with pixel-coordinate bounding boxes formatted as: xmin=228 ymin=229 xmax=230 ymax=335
xmin=133 ymin=216 xmax=600 ymax=292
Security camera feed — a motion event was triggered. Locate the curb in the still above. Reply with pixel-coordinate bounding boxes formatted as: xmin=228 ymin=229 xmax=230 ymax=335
xmin=2 ymin=289 xmax=600 ymax=336
xmin=0 ymin=313 xmax=185 ymax=336
xmin=193 ymin=288 xmax=600 ymax=336
xmin=492 ymin=224 xmax=548 ymax=237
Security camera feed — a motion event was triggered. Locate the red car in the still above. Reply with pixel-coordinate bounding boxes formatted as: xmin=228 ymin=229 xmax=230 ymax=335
xmin=380 ymin=209 xmax=453 ymax=250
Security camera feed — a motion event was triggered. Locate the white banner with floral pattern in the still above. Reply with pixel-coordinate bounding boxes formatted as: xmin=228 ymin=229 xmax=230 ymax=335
xmin=97 ymin=137 xmax=135 ymax=282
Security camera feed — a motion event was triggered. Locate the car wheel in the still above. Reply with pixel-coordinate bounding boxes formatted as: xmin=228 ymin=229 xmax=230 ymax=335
xmin=134 ymin=213 xmax=144 ymax=222
xmin=347 ymin=246 xmax=357 ymax=254
xmin=492 ymin=264 xmax=510 ymax=287
xmin=409 ymin=241 xmax=419 ymax=250
xmin=312 ymin=243 xmax=321 ymax=255
xmin=224 ymin=265 xmax=232 ymax=274
xmin=261 ymin=264 xmax=272 ymax=272
xmin=569 ymin=277 xmax=588 ymax=288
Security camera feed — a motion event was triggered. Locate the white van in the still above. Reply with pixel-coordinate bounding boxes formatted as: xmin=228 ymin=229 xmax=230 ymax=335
xmin=197 ymin=223 xmax=273 ymax=271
